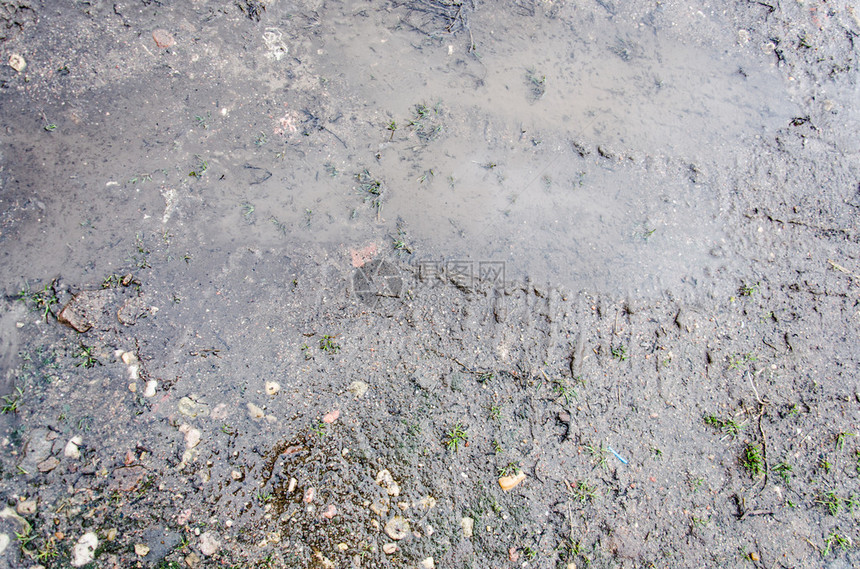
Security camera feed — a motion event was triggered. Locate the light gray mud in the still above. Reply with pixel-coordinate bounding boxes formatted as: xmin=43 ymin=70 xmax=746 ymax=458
xmin=0 ymin=1 xmax=858 ymax=568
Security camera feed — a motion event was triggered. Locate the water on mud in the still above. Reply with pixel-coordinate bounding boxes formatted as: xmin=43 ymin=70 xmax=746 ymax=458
xmin=0 ymin=1 xmax=796 ymax=301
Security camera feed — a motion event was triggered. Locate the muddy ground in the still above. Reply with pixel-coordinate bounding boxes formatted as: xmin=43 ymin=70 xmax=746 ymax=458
xmin=0 ymin=0 xmax=858 ymax=568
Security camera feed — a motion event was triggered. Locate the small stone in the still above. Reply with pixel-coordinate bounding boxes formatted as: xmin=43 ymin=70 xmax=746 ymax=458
xmin=8 ymin=54 xmax=25 ymax=72
xmin=0 ymin=534 xmax=9 ymax=555
xmin=384 ymin=515 xmax=410 ymax=540
xmin=558 ymin=411 xmax=571 ymax=423
xmin=198 ymin=531 xmax=220 ymax=556
xmin=37 ymin=456 xmax=60 ymax=473
xmin=460 ymin=517 xmax=474 ymax=538
xmin=230 ymin=470 xmax=243 ymax=481
xmin=178 ymin=397 xmax=209 ymax=418
xmin=121 ymin=351 xmax=138 ymax=365
xmin=152 ymin=29 xmax=175 ymax=48
xmin=129 ymin=383 xmax=137 ymax=393
xmin=336 ymin=543 xmax=348 ymax=551
xmin=397 ymin=501 xmax=409 ymax=511
xmin=303 ymin=487 xmax=315 ymax=503
xmin=16 ymin=500 xmax=36 ymax=515
xmin=185 ymin=552 xmax=200 ymax=567
xmin=321 ymin=504 xmax=337 ymax=519
xmin=322 ymin=409 xmax=340 ymax=424
xmin=376 ymin=469 xmax=400 ymax=496
xmin=143 ymin=380 xmax=157 ymax=398
xmin=106 ymin=528 xmax=118 ymax=541
xmin=420 ymin=558 xmax=435 ymax=569
xmin=498 ymin=471 xmax=526 ymax=491
xmin=247 ymin=402 xmax=265 ymax=419
xmin=312 ymin=551 xmax=335 ymax=568
xmin=265 ymin=381 xmax=280 ymax=395
xmin=134 ymin=543 xmax=150 ymax=557
xmin=347 ymin=380 xmax=369 ymax=398
xmin=369 ymin=501 xmax=388 ymax=516
xmin=179 ymin=425 xmax=201 ymax=449
xmin=71 ymin=532 xmax=98 ymax=567
xmin=288 ymin=478 xmax=297 ymax=493
xmin=382 ymin=543 xmax=397 ymax=555
xmin=64 ymin=436 xmax=82 ymax=459
xmin=417 ymin=496 xmax=436 ymax=510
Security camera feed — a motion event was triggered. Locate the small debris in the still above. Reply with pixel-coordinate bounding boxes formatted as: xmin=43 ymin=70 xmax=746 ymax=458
xmin=384 ymin=515 xmax=410 ymax=540
xmin=185 ymin=552 xmax=200 ymax=567
xmin=0 ymin=534 xmax=8 ymax=555
xmin=121 ymin=351 xmax=138 ymax=365
xmin=57 ymin=289 xmax=112 ymax=332
xmin=288 ymin=477 xmax=297 ymax=493
xmin=8 ymin=54 xmax=25 ymax=72
xmin=230 ymin=470 xmax=243 ymax=481
xmin=265 ymin=381 xmax=280 ymax=395
xmin=322 ymin=409 xmax=340 ymax=424
xmin=420 ymin=558 xmax=435 ymax=569
xmin=152 ymin=29 xmax=175 ymax=49
xmin=347 ymin=380 xmax=369 ymax=397
xmin=134 ymin=543 xmax=150 ymax=557
xmin=460 ymin=516 xmax=474 ymax=538
xmin=198 ymin=531 xmax=220 ymax=556
xmin=71 ymin=532 xmax=98 ymax=567
xmin=498 ymin=471 xmax=526 ymax=491
xmin=108 ymin=465 xmax=147 ymax=492
xmin=382 ymin=543 xmax=397 ymax=555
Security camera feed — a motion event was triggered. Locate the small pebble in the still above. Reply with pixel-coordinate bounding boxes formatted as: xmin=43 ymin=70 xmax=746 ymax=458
xmin=322 ymin=409 xmax=340 ymax=423
xmin=134 ymin=543 xmax=150 ymax=557
xmin=143 ymin=380 xmax=157 ymax=398
xmin=265 ymin=381 xmax=280 ymax=395
xmin=461 ymin=517 xmax=474 ymax=538
xmin=321 ymin=504 xmax=337 ymax=519
xmin=420 ymin=558 xmax=435 ymax=569
xmin=384 ymin=515 xmax=410 ymax=540
xmin=16 ymin=499 xmax=37 ymax=515
xmin=304 ymin=487 xmax=315 ymax=503
xmin=347 ymin=380 xmax=369 ymax=398
xmin=152 ymin=29 xmax=176 ymax=49
xmin=230 ymin=470 xmax=243 ymax=481
xmin=198 ymin=532 xmax=220 ymax=556
xmin=8 ymin=54 xmax=26 ymax=72
xmin=382 ymin=543 xmax=397 ymax=555
xmin=64 ymin=436 xmax=82 ymax=459
xmin=247 ymin=403 xmax=265 ymax=420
